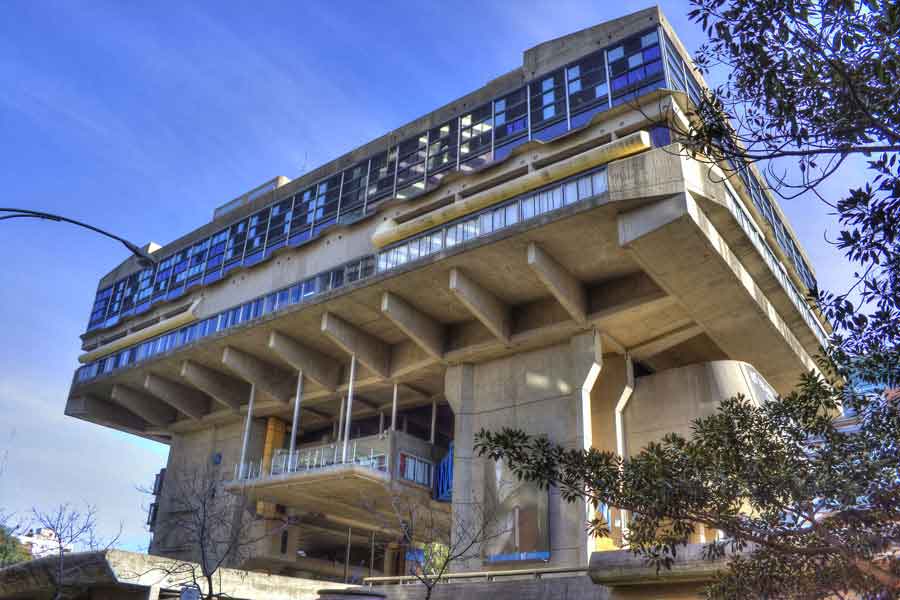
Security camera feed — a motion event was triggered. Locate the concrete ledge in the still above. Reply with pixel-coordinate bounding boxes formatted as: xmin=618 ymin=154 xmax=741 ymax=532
xmin=0 ymin=549 xmax=348 ymax=600
xmin=589 ymin=544 xmax=728 ymax=587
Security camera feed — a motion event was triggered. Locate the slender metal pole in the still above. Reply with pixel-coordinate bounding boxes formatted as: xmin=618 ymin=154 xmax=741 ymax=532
xmin=369 ymin=531 xmax=376 ymax=577
xmin=379 ymin=411 xmax=385 ymax=435
xmin=429 ymin=396 xmax=437 ymax=444
xmin=390 ymin=383 xmax=398 ymax=431
xmin=337 ymin=395 xmax=345 ymax=445
xmin=342 ymin=354 xmax=357 ymax=462
xmin=290 ymin=372 xmax=304 ymax=458
xmin=344 ymin=526 xmax=352 ymax=583
xmin=238 ymin=384 xmax=256 ymax=478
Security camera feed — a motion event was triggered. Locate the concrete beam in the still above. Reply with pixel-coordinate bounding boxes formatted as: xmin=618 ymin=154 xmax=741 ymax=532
xmin=111 ymin=385 xmax=177 ymax=428
xmin=221 ymin=346 xmax=295 ymax=405
xmin=630 ymin=324 xmax=705 ymax=361
xmin=180 ymin=360 xmax=246 ymax=412
xmin=302 ymin=405 xmax=333 ymax=420
xmin=380 ymin=292 xmax=445 ymax=360
xmin=320 ymin=312 xmax=391 ymax=379
xmin=70 ymin=395 xmax=146 ymax=431
xmin=527 ymin=242 xmax=588 ymax=324
xmin=448 ymin=268 xmax=511 ymax=344
xmin=268 ymin=331 xmax=341 ymax=391
xmin=353 ymin=395 xmax=381 ymax=412
xmin=144 ymin=373 xmax=210 ymax=421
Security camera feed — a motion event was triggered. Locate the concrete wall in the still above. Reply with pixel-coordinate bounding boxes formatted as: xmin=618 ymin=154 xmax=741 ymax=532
xmin=624 ymin=360 xmax=770 ymax=456
xmin=376 ymin=576 xmax=609 ymax=600
xmin=151 ymin=419 xmax=266 ymax=558
xmin=447 ymin=331 xmax=601 ymax=570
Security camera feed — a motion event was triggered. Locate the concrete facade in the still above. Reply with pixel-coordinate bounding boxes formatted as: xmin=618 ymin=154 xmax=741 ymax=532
xmin=61 ymin=7 xmax=830 ymax=599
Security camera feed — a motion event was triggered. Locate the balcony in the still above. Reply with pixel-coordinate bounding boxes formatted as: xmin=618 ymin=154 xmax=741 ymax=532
xmin=226 ymin=431 xmax=448 ymax=537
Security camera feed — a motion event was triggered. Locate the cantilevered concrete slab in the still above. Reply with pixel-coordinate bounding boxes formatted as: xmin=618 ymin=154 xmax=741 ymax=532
xmin=619 ymin=192 xmax=817 ymax=393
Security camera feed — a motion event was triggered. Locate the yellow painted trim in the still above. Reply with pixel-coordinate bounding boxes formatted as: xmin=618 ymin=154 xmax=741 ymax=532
xmin=371 ymin=130 xmax=651 ymax=249
xmin=78 ymin=298 xmax=202 ymax=364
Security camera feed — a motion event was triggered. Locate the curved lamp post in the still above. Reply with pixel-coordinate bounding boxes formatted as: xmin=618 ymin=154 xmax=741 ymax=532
xmin=0 ymin=208 xmax=155 ymax=267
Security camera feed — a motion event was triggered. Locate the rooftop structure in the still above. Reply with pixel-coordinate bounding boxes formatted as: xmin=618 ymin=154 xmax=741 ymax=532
xmin=63 ymin=6 xmax=830 ymax=591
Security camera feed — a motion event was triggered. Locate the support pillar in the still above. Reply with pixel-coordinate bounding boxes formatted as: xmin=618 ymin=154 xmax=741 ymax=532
xmin=336 ymin=396 xmax=345 ymax=445
xmin=341 ymin=354 xmax=357 ymax=462
xmin=344 ymin=526 xmax=352 ymax=583
xmin=390 ymin=383 xmax=398 ymax=431
xmin=290 ymin=372 xmax=304 ymax=458
xmin=429 ymin=396 xmax=437 ymax=444
xmin=238 ymin=384 xmax=256 ymax=479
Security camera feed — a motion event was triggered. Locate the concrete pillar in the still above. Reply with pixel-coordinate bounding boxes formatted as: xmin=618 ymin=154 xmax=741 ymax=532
xmin=565 ymin=330 xmax=603 ymax=564
xmin=445 ymin=364 xmax=480 ymax=572
xmin=445 ymin=332 xmax=603 ymax=571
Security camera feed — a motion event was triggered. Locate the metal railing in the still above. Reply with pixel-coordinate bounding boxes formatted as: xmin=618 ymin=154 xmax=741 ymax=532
xmin=232 ymin=437 xmax=389 ymax=482
xmin=364 ymin=565 xmax=589 ymax=586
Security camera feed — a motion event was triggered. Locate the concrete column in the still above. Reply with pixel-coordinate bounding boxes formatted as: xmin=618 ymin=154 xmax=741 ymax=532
xmin=445 ymin=332 xmax=603 ymax=571
xmin=445 ymin=364 xmax=480 ymax=572
xmin=564 ymin=330 xmax=603 ymax=565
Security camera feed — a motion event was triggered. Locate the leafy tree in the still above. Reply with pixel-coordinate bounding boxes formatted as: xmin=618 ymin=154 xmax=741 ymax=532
xmin=478 ymin=1 xmax=900 ymax=598
xmin=0 ymin=526 xmax=30 ymax=567
xmin=676 ymin=0 xmax=900 ymax=379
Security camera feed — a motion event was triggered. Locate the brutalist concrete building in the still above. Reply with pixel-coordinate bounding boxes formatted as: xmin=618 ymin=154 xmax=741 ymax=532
xmin=62 ymin=6 xmax=828 ymax=595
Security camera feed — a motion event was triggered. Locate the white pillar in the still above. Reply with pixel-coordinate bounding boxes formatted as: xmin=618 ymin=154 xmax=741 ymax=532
xmin=390 ymin=383 xmax=399 ymax=431
xmin=615 ymin=354 xmax=635 ymax=537
xmin=290 ymin=372 xmax=304 ymax=457
xmin=429 ymin=396 xmax=437 ymax=444
xmin=341 ymin=354 xmax=357 ymax=462
xmin=238 ymin=384 xmax=256 ymax=478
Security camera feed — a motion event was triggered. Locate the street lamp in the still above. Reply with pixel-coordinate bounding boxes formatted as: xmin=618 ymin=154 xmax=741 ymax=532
xmin=0 ymin=208 xmax=156 ymax=268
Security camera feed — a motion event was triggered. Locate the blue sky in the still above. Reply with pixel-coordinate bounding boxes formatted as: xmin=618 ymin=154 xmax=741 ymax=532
xmin=0 ymin=1 xmax=860 ymax=550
